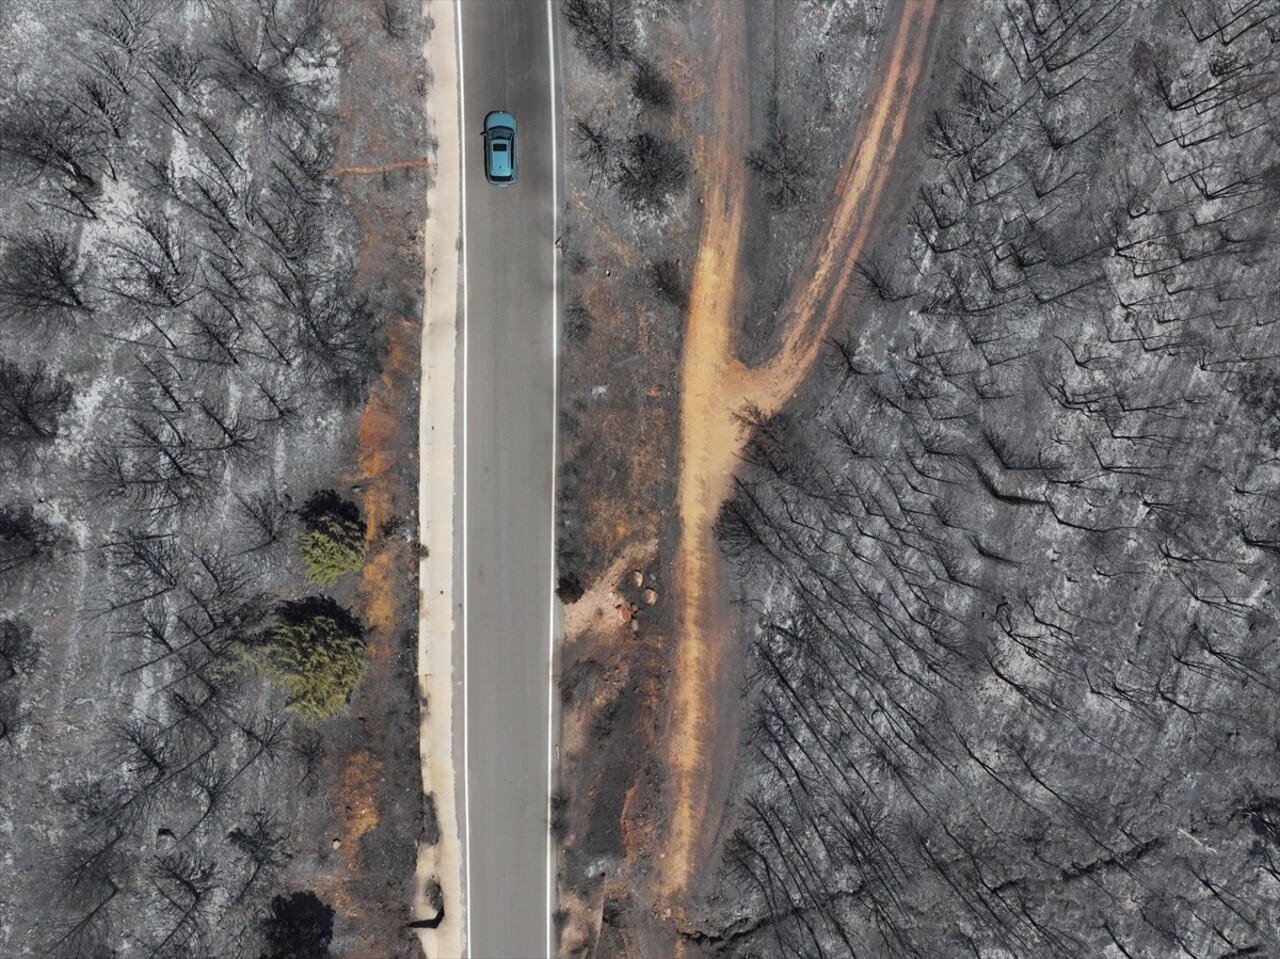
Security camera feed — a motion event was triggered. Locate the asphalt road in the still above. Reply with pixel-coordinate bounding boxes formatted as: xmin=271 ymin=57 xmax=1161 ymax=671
xmin=457 ymin=2 xmax=557 ymax=957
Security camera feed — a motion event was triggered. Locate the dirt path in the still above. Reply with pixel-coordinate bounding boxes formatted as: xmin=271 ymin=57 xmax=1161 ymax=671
xmin=658 ymin=0 xmax=750 ymax=912
xmin=658 ymin=0 xmax=940 ymax=915
xmin=335 ymin=157 xmax=432 ymax=176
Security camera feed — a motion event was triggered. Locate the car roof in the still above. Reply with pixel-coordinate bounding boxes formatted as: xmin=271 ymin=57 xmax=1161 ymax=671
xmin=489 ymin=138 xmax=513 ymax=178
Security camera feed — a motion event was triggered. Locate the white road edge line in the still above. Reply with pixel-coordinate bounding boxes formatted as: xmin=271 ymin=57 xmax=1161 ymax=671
xmin=455 ymin=0 xmax=472 ymax=956
xmin=545 ymin=2 xmax=560 ymax=957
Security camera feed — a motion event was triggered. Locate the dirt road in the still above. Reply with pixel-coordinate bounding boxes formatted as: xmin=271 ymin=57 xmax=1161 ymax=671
xmin=659 ymin=0 xmax=941 ymax=918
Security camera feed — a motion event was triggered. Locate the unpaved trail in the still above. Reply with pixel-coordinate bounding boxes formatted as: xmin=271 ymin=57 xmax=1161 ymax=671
xmin=658 ymin=0 xmax=941 ymax=915
xmin=335 ymin=157 xmax=433 ymax=176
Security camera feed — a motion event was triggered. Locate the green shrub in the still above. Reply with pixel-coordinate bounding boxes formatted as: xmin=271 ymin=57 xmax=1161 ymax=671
xmin=301 ymin=516 xmax=366 ymax=585
xmin=298 ymin=490 xmax=366 ymax=585
xmin=237 ymin=598 xmax=366 ymax=720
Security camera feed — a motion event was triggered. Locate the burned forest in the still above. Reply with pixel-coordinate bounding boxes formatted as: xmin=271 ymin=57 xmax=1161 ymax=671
xmin=0 ymin=1 xmax=430 ymax=957
xmin=702 ymin=1 xmax=1280 ymax=957
xmin=551 ymin=0 xmax=1280 ymax=957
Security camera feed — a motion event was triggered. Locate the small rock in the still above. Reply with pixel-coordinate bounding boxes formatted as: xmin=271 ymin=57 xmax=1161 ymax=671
xmin=643 ymin=588 xmax=657 ymax=605
xmin=332 ymin=839 xmax=342 ymax=850
xmin=631 ymin=570 xmax=644 ymax=588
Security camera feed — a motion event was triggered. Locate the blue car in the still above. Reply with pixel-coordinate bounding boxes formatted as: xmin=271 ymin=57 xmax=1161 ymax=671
xmin=484 ymin=111 xmax=517 ymax=185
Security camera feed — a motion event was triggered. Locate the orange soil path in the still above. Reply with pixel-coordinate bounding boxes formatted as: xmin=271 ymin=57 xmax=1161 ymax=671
xmin=334 ymin=158 xmax=432 ymax=175
xmin=660 ymin=0 xmax=940 ymax=910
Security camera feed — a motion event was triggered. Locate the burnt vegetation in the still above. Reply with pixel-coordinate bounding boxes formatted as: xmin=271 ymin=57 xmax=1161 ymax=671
xmin=562 ymin=0 xmax=637 ymax=74
xmin=746 ymin=129 xmax=812 ymax=212
xmin=556 ymin=0 xmax=693 ymax=619
xmin=562 ymin=0 xmax=690 ymax=213
xmin=700 ymin=1 xmax=1280 ymax=957
xmin=0 ymin=0 xmax=394 ymax=955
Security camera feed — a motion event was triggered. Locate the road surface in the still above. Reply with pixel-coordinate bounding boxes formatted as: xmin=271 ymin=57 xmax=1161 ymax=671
xmin=457 ymin=1 xmax=558 ymax=957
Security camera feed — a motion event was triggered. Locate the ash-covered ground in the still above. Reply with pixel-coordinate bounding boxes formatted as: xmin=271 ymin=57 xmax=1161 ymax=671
xmin=553 ymin=0 xmax=1280 ymax=957
xmin=0 ymin=1 xmax=432 ymax=956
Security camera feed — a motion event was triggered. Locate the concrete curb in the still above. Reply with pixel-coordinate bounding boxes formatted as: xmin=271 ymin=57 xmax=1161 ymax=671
xmin=414 ymin=0 xmax=464 ymax=955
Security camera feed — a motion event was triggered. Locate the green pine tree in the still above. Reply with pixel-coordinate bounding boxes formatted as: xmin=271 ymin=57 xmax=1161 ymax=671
xmin=237 ymin=598 xmax=366 ymax=720
xmin=298 ymin=490 xmax=367 ymax=585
